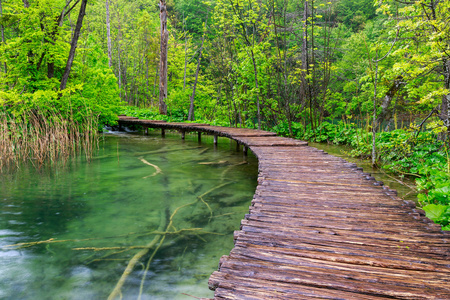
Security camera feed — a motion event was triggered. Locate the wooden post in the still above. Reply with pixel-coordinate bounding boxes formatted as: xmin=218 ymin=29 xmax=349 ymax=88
xmin=236 ymin=141 xmax=240 ymax=152
xmin=243 ymin=146 xmax=248 ymax=156
xmin=161 ymin=128 xmax=165 ymax=138
xmin=198 ymin=131 xmax=201 ymax=143
xmin=181 ymin=130 xmax=185 ymax=140
xmin=214 ymin=135 xmax=218 ymax=145
xmin=145 ymin=127 xmax=149 ymax=135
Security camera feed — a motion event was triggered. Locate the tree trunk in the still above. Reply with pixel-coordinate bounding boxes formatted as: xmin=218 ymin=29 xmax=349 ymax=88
xmin=0 ymin=0 xmax=7 ymax=73
xmin=250 ymin=49 xmax=261 ymax=129
xmin=60 ymin=0 xmax=88 ymax=91
xmin=116 ymin=1 xmax=123 ymax=99
xmin=300 ymin=1 xmax=309 ymax=117
xmin=22 ymin=0 xmax=29 ymax=8
xmin=105 ymin=0 xmax=113 ymax=68
xmin=442 ymin=58 xmax=450 ymax=141
xmin=183 ymin=14 xmax=188 ymax=91
xmin=188 ymin=12 xmax=208 ymax=121
xmin=159 ymin=0 xmax=168 ymax=115
xmin=48 ymin=0 xmax=73 ymax=79
xmin=146 ymin=54 xmax=150 ymax=106
xmin=376 ymin=76 xmax=405 ymax=126
xmin=309 ymin=0 xmax=316 ymax=130
xmin=187 ymin=43 xmax=203 ymax=121
xmin=372 ymin=52 xmax=379 ymax=167
xmin=117 ymin=42 xmax=122 ymax=98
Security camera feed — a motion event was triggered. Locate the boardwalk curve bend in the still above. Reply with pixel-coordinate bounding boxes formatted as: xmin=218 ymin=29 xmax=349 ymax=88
xmin=118 ymin=116 xmax=450 ymax=300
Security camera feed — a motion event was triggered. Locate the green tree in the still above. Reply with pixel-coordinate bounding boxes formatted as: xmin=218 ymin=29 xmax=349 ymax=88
xmin=378 ymin=0 xmax=450 ymax=140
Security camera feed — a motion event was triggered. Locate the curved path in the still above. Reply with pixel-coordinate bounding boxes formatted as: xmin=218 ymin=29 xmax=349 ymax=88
xmin=119 ymin=116 xmax=450 ymax=299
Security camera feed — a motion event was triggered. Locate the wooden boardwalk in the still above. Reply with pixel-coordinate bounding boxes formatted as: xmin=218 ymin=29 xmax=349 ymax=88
xmin=118 ymin=116 xmax=450 ymax=299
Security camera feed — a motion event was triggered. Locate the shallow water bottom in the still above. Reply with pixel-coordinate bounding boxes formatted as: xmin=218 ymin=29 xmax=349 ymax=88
xmin=0 ymin=132 xmax=258 ymax=299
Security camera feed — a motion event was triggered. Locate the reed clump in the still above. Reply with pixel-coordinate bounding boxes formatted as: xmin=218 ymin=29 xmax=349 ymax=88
xmin=0 ymin=109 xmax=99 ymax=171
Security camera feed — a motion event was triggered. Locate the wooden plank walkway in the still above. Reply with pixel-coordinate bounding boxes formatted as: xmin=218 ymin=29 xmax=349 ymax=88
xmin=118 ymin=116 xmax=450 ymax=299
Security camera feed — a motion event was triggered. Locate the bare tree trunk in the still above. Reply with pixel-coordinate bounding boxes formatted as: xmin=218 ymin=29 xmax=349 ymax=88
xmin=372 ymin=52 xmax=378 ymax=167
xmin=441 ymin=58 xmax=450 ymax=141
xmin=159 ymin=0 xmax=168 ymax=115
xmin=300 ymin=1 xmax=308 ymax=113
xmin=188 ymin=12 xmax=208 ymax=121
xmin=22 ymin=0 xmax=29 ymax=8
xmin=105 ymin=0 xmax=113 ymax=68
xmin=0 ymin=0 xmax=7 ymax=73
xmin=123 ymin=40 xmax=128 ymax=103
xmin=60 ymin=0 xmax=88 ymax=91
xmin=309 ymin=0 xmax=316 ymax=130
xmin=183 ymin=14 xmax=188 ymax=91
xmin=250 ymin=49 xmax=261 ymax=129
xmin=117 ymin=42 xmax=122 ymax=98
xmin=116 ymin=2 xmax=123 ymax=99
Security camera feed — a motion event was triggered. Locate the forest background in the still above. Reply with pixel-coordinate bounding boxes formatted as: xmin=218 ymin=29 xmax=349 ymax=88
xmin=0 ymin=0 xmax=449 ymax=229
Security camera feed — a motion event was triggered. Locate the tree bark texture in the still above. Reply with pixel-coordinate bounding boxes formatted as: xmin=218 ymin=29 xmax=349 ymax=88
xmin=376 ymin=76 xmax=405 ymax=126
xmin=60 ymin=0 xmax=88 ymax=91
xmin=105 ymin=0 xmax=113 ymax=68
xmin=159 ymin=0 xmax=168 ymax=115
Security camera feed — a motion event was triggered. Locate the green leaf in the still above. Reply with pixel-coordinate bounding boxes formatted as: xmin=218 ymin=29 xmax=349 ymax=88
xmin=422 ymin=204 xmax=447 ymax=221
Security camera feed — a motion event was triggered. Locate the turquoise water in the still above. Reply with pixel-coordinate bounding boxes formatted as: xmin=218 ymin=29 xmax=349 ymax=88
xmin=0 ymin=132 xmax=258 ymax=299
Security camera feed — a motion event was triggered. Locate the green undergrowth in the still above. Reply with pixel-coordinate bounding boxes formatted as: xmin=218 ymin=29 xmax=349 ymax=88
xmin=120 ymin=106 xmax=230 ymax=126
xmin=119 ymin=107 xmax=450 ymax=230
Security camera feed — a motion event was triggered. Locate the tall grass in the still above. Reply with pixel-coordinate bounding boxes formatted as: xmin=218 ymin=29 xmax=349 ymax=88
xmin=0 ymin=110 xmax=98 ymax=172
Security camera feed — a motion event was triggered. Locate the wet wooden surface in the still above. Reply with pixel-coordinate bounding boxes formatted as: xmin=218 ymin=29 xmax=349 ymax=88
xmin=118 ymin=116 xmax=450 ymax=299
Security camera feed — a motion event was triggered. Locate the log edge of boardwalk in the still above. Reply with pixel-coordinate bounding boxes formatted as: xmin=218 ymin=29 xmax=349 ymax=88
xmin=118 ymin=116 xmax=450 ymax=300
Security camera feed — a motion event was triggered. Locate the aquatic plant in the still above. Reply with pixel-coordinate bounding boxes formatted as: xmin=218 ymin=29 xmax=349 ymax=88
xmin=0 ymin=109 xmax=98 ymax=171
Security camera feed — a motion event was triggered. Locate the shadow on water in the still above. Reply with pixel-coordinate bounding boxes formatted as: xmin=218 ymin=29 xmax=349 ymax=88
xmin=0 ymin=131 xmax=258 ymax=300
xmin=309 ymin=142 xmax=419 ymax=202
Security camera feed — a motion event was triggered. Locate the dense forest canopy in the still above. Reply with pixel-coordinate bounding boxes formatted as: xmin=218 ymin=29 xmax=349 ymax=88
xmin=1 ymin=0 xmax=450 ymax=228
xmin=1 ymin=0 xmax=448 ymax=132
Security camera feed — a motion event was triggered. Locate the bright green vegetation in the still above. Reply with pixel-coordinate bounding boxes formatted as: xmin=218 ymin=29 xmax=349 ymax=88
xmin=1 ymin=1 xmax=449 ymax=225
xmin=0 ymin=133 xmax=258 ymax=299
